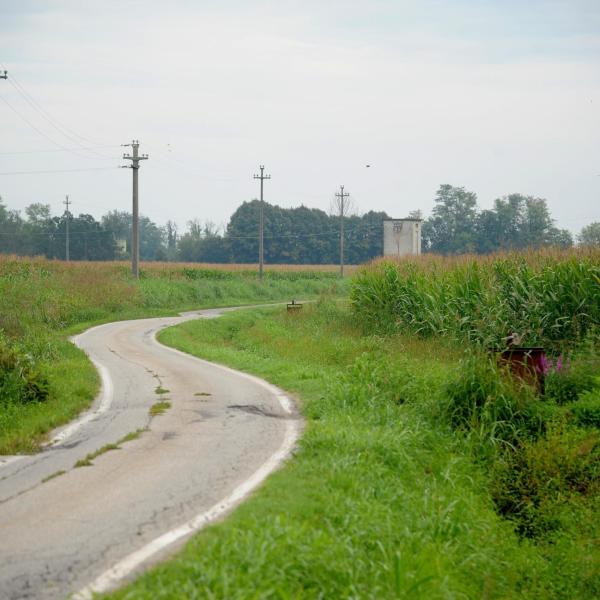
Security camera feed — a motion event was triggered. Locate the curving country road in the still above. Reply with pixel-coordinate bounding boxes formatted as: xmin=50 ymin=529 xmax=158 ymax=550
xmin=0 ymin=307 xmax=300 ymax=600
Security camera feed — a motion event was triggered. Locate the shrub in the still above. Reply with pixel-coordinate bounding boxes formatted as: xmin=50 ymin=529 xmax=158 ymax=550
xmin=545 ymin=364 xmax=598 ymax=404
xmin=570 ymin=392 xmax=600 ymax=429
xmin=442 ymin=353 xmax=542 ymax=445
xmin=491 ymin=425 xmax=600 ymax=538
xmin=0 ymin=333 xmax=49 ymax=406
xmin=544 ymin=344 xmax=600 ymax=405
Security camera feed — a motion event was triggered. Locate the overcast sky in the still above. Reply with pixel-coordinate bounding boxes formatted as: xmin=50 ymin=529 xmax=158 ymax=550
xmin=1 ymin=0 xmax=599 ymax=235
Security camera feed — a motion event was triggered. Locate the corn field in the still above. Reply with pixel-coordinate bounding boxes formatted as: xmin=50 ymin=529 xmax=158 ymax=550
xmin=350 ymin=248 xmax=600 ymax=348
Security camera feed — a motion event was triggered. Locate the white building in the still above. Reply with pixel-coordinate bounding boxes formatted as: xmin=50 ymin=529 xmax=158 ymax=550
xmin=383 ymin=219 xmax=422 ymax=257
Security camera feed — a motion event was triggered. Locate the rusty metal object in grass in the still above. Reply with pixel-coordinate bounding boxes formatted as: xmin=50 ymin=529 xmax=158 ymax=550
xmin=497 ymin=346 xmax=547 ymax=394
xmin=287 ymin=300 xmax=303 ymax=314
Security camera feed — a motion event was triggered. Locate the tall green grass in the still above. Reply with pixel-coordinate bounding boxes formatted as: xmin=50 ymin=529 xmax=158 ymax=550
xmin=351 ymin=249 xmax=600 ymax=348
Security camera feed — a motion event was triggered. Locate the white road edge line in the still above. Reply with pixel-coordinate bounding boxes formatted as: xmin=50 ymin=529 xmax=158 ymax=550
xmin=72 ymin=326 xmax=300 ymax=599
xmin=45 ymin=350 xmax=114 ymax=448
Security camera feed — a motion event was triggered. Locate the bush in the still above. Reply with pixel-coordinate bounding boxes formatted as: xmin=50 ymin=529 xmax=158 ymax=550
xmin=545 ymin=362 xmax=598 ymax=405
xmin=570 ymin=392 xmax=600 ymax=429
xmin=491 ymin=425 xmax=600 ymax=538
xmin=442 ymin=353 xmax=542 ymax=445
xmin=543 ymin=346 xmax=600 ymax=405
xmin=0 ymin=333 xmax=49 ymax=406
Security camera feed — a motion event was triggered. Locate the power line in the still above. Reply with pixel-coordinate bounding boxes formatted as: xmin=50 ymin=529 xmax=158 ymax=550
xmin=0 ymin=166 xmax=120 ymax=175
xmin=0 ymin=93 xmax=104 ymax=160
xmin=3 ymin=69 xmax=114 ymax=158
xmin=0 ymin=223 xmax=384 ymax=240
xmin=0 ymin=145 xmax=120 ymax=156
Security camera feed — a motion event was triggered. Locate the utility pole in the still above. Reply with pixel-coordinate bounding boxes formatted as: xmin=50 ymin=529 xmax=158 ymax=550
xmin=122 ymin=140 xmax=148 ymax=278
xmin=335 ymin=185 xmax=350 ymax=277
xmin=63 ymin=195 xmax=71 ymax=261
xmin=253 ymin=165 xmax=271 ymax=280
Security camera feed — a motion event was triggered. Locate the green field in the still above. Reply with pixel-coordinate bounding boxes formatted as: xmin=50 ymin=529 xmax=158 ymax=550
xmin=0 ymin=256 xmax=346 ymax=453
xmin=110 ymin=298 xmax=600 ymax=598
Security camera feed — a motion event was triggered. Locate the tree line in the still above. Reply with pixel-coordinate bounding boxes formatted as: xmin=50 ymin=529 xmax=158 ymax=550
xmin=1 ymin=185 xmax=598 ymax=263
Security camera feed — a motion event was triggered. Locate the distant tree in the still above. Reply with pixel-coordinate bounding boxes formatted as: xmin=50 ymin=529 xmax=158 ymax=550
xmin=578 ymin=222 xmax=600 ymax=247
xmin=475 ymin=194 xmax=572 ymax=252
xmin=0 ymin=198 xmax=24 ymax=255
xmin=178 ymin=220 xmax=230 ymax=263
xmin=57 ymin=213 xmax=117 ymax=260
xmin=422 ymin=185 xmax=478 ymax=254
xmin=25 ymin=203 xmax=52 ymax=223
xmin=100 ymin=210 xmax=166 ymax=261
xmin=163 ymin=220 xmax=179 ymax=261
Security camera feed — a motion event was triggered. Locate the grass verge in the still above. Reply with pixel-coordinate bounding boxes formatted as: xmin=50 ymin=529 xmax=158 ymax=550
xmin=108 ymin=301 xmax=598 ymax=598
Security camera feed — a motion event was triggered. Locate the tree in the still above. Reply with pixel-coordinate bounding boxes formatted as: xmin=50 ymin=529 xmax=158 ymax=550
xmin=163 ymin=220 xmax=179 ymax=261
xmin=422 ymin=185 xmax=478 ymax=254
xmin=178 ymin=220 xmax=230 ymax=263
xmin=578 ymin=222 xmax=600 ymax=247
xmin=100 ymin=210 xmax=166 ymax=261
xmin=475 ymin=194 xmax=572 ymax=253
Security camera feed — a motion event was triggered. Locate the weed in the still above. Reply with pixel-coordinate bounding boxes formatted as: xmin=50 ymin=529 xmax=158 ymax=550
xmin=41 ymin=470 xmax=65 ymax=483
xmin=154 ymin=386 xmax=170 ymax=395
xmin=149 ymin=401 xmax=171 ymax=416
xmin=118 ymin=429 xmax=146 ymax=443
xmin=74 ymin=442 xmax=120 ymax=467
xmin=72 ymin=429 xmax=145 ymax=468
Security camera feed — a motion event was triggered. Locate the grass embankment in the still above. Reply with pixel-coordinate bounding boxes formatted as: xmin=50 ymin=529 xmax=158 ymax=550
xmin=0 ymin=256 xmax=347 ymax=454
xmin=111 ymin=299 xmax=599 ymax=599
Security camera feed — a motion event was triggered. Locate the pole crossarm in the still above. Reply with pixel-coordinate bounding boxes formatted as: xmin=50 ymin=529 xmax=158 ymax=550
xmin=0 ymin=70 xmax=7 ymax=80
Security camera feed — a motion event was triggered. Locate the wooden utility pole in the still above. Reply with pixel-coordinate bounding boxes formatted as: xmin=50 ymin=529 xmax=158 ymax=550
xmin=253 ymin=165 xmax=271 ymax=280
xmin=63 ymin=195 xmax=71 ymax=261
xmin=122 ymin=140 xmax=148 ymax=278
xmin=335 ymin=185 xmax=350 ymax=277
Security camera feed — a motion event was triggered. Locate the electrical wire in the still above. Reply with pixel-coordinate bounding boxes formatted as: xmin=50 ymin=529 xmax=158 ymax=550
xmin=0 ymin=145 xmax=121 ymax=156
xmin=0 ymin=223 xmax=383 ymax=240
xmin=0 ymin=94 xmax=96 ymax=160
xmin=0 ymin=166 xmax=120 ymax=175
xmin=2 ymin=68 xmax=115 ymax=159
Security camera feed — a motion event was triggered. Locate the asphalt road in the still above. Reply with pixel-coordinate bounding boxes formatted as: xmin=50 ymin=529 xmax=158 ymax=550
xmin=0 ymin=307 xmax=300 ymax=600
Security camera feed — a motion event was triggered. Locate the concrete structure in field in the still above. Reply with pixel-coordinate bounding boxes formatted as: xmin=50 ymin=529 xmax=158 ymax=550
xmin=383 ymin=218 xmax=422 ymax=257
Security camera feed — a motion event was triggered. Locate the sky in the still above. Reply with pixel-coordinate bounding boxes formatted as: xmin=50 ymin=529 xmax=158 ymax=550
xmin=0 ymin=0 xmax=599 ymax=235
